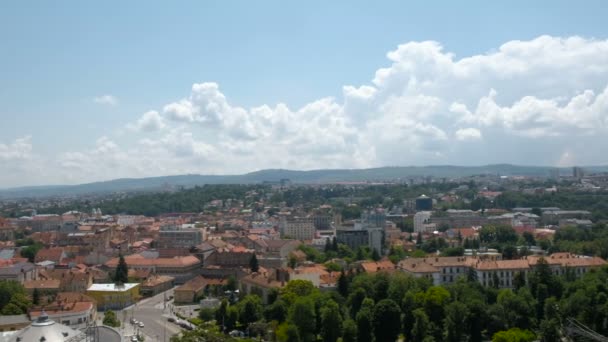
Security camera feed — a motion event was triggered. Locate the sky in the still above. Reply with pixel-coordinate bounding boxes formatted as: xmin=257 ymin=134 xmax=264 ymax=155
xmin=1 ymin=1 xmax=608 ymax=187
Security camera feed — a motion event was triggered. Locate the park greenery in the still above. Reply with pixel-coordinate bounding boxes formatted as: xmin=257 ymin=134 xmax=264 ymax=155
xmin=0 ymin=281 xmax=32 ymax=315
xmin=102 ymin=310 xmax=121 ymax=327
xmin=168 ymin=259 xmax=608 ymax=342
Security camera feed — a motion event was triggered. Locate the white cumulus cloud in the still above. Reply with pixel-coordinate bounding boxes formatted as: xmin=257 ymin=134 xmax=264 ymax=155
xmin=127 ymin=111 xmax=166 ymax=132
xmin=93 ymin=95 xmax=118 ymax=106
xmin=10 ymin=35 xmax=608 ymax=186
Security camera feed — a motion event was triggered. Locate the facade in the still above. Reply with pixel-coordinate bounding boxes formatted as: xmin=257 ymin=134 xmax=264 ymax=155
xmin=414 ymin=211 xmax=432 ymax=233
xmin=140 ymin=275 xmax=175 ymax=297
xmin=415 ymin=195 xmax=433 ymax=211
xmin=86 ymin=283 xmax=140 ymax=310
xmin=29 ymin=301 xmax=96 ymax=330
xmin=0 ymin=261 xmax=36 ymax=282
xmin=336 ymin=229 xmax=368 ymax=251
xmin=279 ymin=216 xmax=315 ymax=240
xmin=105 ymin=254 xmax=202 ymax=284
xmin=174 ymin=276 xmax=208 ymax=304
xmin=158 ymin=224 xmax=204 ymax=249
xmin=398 ymin=253 xmax=606 ymax=289
xmin=31 ymin=215 xmax=62 ymax=232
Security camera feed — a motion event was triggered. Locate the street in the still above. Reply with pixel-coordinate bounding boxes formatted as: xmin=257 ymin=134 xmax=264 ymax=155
xmin=122 ymin=288 xmax=185 ymax=342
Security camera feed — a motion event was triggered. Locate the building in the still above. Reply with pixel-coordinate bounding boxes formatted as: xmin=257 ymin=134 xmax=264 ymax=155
xmin=361 ymin=209 xmax=386 ymax=228
xmin=0 ymin=315 xmax=30 ymax=334
xmin=29 ymin=301 xmax=96 ymax=330
xmin=336 ymin=229 xmax=368 ymax=251
xmin=415 ymin=195 xmax=433 ymax=211
xmin=158 ymin=224 xmax=204 ymax=249
xmin=140 ymin=275 xmax=175 ymax=297
xmin=86 ymin=283 xmax=140 ymax=311
xmin=4 ymin=312 xmax=121 ymax=342
xmin=414 ymin=211 xmax=432 ymax=233
xmin=105 ymin=254 xmax=201 ymax=284
xmin=397 ymin=253 xmax=606 ymax=289
xmin=0 ymin=261 xmax=36 ymax=282
xmin=30 ymin=215 xmax=62 ymax=232
xmin=174 ymin=276 xmax=208 ymax=304
xmin=573 ymin=166 xmax=585 ymax=180
xmin=240 ymin=271 xmax=285 ymax=304
xmin=279 ymin=216 xmax=315 ymax=240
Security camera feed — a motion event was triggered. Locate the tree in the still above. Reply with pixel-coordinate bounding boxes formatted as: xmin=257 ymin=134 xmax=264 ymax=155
xmin=342 ymin=319 xmax=357 ymax=342
xmin=320 ymin=300 xmax=343 ymax=342
xmin=539 ymin=319 xmax=560 ymax=342
xmin=444 ymin=301 xmax=469 ymax=342
xmin=372 ymin=299 xmax=401 ymax=342
xmin=103 ymin=310 xmax=120 ymax=327
xmin=1 ymin=303 xmax=23 ymax=315
xmin=338 ymin=270 xmax=349 ymax=298
xmin=265 ymin=299 xmax=287 ymax=323
xmin=513 ymin=271 xmax=526 ymax=291
xmin=239 ymin=295 xmax=262 ymax=326
xmin=225 ymin=306 xmax=238 ymax=331
xmin=492 ymin=328 xmax=536 ymax=342
xmin=32 ymin=288 xmax=40 ymax=305
xmin=114 ymin=253 xmax=129 ymax=285
xmin=289 ymin=297 xmax=316 ymax=342
xmin=356 ymin=302 xmax=373 ymax=342
xmin=249 ymin=254 xmax=259 ymax=273
xmin=371 ymin=248 xmax=380 ymax=261
xmin=412 ymin=308 xmax=430 ymax=342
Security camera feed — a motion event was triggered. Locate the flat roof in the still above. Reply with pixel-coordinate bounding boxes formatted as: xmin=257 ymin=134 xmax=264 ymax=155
xmin=87 ymin=283 xmax=139 ymax=292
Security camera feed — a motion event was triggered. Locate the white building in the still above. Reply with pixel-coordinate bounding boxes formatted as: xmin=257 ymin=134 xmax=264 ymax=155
xmin=414 ymin=211 xmax=432 ymax=233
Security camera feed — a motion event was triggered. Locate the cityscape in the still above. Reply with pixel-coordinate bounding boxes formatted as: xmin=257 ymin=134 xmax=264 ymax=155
xmin=1 ymin=2 xmax=608 ymax=342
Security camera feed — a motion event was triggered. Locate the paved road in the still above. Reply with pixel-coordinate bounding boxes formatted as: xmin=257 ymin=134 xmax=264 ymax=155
xmin=123 ymin=288 xmax=184 ymax=342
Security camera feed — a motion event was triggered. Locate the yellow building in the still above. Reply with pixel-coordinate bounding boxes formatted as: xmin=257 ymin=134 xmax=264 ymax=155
xmin=86 ymin=283 xmax=140 ymax=310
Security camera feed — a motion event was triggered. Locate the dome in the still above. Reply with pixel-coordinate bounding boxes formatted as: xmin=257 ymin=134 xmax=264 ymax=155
xmin=10 ymin=312 xmax=84 ymax=342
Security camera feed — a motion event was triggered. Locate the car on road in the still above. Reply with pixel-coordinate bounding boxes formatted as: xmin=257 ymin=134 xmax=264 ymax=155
xmin=167 ymin=317 xmax=175 ymax=323
xmin=130 ymin=318 xmax=137 ymax=324
xmin=130 ymin=336 xmax=138 ymax=342
xmin=138 ymin=322 xmax=145 ymax=328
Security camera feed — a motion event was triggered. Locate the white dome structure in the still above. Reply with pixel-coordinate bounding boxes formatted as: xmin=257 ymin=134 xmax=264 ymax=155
xmin=10 ymin=312 xmax=84 ymax=342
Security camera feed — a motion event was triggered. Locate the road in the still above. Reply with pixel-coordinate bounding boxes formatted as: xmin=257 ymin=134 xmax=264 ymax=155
xmin=123 ymin=288 xmax=185 ymax=342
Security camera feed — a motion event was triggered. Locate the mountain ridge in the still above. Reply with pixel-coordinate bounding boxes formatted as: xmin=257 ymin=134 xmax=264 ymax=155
xmin=1 ymin=164 xmax=607 ymax=199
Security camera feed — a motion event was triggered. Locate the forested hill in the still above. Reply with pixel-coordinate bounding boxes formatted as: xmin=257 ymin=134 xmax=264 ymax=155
xmin=2 ymin=164 xmax=608 ymax=199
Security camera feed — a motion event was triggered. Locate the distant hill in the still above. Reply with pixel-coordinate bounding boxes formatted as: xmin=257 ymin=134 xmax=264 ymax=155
xmin=1 ymin=164 xmax=607 ymax=199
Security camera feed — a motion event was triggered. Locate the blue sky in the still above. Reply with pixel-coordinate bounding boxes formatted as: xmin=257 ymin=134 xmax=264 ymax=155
xmin=1 ymin=1 xmax=608 ymax=187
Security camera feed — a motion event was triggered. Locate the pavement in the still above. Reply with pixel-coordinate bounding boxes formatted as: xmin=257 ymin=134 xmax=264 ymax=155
xmin=119 ymin=288 xmax=185 ymax=342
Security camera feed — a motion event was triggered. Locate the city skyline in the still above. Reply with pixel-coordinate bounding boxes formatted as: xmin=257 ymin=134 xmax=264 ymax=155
xmin=2 ymin=1 xmax=608 ymax=187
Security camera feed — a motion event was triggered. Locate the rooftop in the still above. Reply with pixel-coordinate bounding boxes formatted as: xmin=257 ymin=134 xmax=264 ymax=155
xmin=87 ymin=283 xmax=139 ymax=292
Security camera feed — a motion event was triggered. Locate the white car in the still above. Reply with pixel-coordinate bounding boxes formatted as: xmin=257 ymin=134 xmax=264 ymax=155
xmin=138 ymin=322 xmax=145 ymax=328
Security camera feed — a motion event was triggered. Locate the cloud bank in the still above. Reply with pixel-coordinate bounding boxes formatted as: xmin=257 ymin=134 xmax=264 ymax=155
xmin=5 ymin=35 xmax=608 ymax=186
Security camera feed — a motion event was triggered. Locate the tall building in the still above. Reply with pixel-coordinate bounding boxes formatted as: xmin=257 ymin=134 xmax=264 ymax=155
xmin=158 ymin=224 xmax=204 ymax=249
xmin=415 ymin=195 xmax=433 ymax=211
xmin=279 ymin=216 xmax=315 ymax=240
xmin=414 ymin=211 xmax=432 ymax=233
xmin=362 ymin=208 xmax=386 ymax=228
xmin=573 ymin=166 xmax=585 ymax=180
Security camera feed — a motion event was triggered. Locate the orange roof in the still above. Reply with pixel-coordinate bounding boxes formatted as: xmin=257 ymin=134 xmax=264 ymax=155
xmin=105 ymin=255 xmax=201 ymax=268
xmin=30 ymin=302 xmax=93 ymax=317
xmin=360 ymin=259 xmax=395 ymax=273
xmin=23 ymin=279 xmax=61 ymax=290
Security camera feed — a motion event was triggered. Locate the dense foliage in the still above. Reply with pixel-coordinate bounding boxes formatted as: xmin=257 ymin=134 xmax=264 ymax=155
xmin=169 ymin=260 xmax=608 ymax=342
xmin=0 ymin=281 xmax=31 ymax=315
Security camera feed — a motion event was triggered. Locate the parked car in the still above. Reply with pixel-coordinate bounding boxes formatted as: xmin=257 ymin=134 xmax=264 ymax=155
xmin=138 ymin=322 xmax=145 ymax=328
xmin=167 ymin=317 xmax=175 ymax=323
